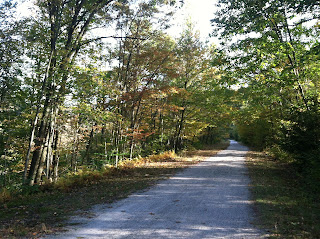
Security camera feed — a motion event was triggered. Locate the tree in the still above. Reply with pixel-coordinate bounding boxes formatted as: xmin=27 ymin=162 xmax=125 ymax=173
xmin=24 ymin=0 xmax=117 ymax=185
xmin=0 ymin=0 xmax=27 ymax=188
xmin=212 ymin=0 xmax=320 ymax=164
xmin=170 ymin=20 xmax=223 ymax=151
xmin=108 ymin=0 xmax=176 ymax=159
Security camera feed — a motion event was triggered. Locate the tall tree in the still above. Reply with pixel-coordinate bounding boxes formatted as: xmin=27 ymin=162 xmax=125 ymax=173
xmin=212 ymin=0 xmax=320 ymax=160
xmin=109 ymin=0 xmax=175 ymax=159
xmin=0 ymin=0 xmax=23 ymax=106
xmin=170 ymin=20 xmax=217 ymax=151
xmin=24 ymin=0 xmax=116 ymax=185
xmin=0 ymin=0 xmax=26 ymax=188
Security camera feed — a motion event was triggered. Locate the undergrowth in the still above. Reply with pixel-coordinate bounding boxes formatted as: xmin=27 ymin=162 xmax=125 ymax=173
xmin=247 ymin=151 xmax=320 ymax=238
xmin=0 ymin=151 xmax=178 ymax=203
xmin=0 ymin=141 xmax=229 ymax=238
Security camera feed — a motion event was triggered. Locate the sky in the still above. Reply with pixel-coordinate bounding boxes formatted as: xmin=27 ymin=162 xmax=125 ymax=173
xmin=167 ymin=0 xmax=218 ymax=43
xmin=15 ymin=0 xmax=218 ymax=43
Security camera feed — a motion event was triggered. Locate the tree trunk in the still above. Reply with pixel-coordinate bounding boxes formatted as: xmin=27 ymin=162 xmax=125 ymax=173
xmin=158 ymin=106 xmax=165 ymax=147
xmin=25 ymin=0 xmax=115 ymax=185
xmin=24 ymin=51 xmax=55 ymax=183
xmin=52 ymin=130 xmax=59 ymax=182
xmin=174 ymin=107 xmax=185 ymax=153
xmin=84 ymin=125 xmax=95 ymax=165
xmin=36 ymin=106 xmax=58 ymax=184
xmin=27 ymin=99 xmax=51 ymax=185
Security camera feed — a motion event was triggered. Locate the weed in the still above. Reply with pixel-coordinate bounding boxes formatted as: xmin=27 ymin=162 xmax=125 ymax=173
xmin=265 ymin=145 xmax=295 ymax=163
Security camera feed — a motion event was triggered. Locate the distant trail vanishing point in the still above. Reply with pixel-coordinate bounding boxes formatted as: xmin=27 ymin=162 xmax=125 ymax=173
xmin=46 ymin=140 xmax=266 ymax=239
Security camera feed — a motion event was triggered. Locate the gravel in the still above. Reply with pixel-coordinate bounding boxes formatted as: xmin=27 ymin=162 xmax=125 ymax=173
xmin=46 ymin=140 xmax=266 ymax=239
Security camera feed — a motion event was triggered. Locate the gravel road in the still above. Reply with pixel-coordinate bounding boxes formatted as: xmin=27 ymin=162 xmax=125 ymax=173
xmin=47 ymin=140 xmax=266 ymax=239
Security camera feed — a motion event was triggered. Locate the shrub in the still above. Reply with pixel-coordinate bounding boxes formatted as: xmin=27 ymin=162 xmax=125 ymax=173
xmin=148 ymin=151 xmax=176 ymax=162
xmin=265 ymin=145 xmax=295 ymax=163
xmin=0 ymin=188 xmax=12 ymax=203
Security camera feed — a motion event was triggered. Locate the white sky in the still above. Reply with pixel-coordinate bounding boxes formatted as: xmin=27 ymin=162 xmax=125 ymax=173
xmin=15 ymin=0 xmax=218 ymax=42
xmin=167 ymin=0 xmax=218 ymax=44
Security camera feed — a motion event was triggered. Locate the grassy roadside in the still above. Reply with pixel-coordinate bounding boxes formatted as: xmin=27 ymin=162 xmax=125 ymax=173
xmin=0 ymin=141 xmax=229 ymax=238
xmin=246 ymin=151 xmax=320 ymax=238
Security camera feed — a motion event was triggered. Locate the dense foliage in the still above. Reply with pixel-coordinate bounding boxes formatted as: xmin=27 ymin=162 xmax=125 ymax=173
xmin=0 ymin=0 xmax=231 ymax=193
xmin=213 ymin=0 xmax=320 ymax=190
xmin=2 ymin=0 xmax=318 ymax=198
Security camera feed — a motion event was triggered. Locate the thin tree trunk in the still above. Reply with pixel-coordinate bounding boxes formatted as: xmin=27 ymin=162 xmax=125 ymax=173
xmin=27 ymin=101 xmax=51 ymax=185
xmin=45 ymin=107 xmax=58 ymax=181
xmin=52 ymin=130 xmax=60 ymax=182
xmin=71 ymin=131 xmax=79 ymax=172
xmin=23 ymin=115 xmax=39 ymax=182
xmin=36 ymin=108 xmax=57 ymax=183
xmin=160 ymin=111 xmax=164 ymax=145
xmin=174 ymin=107 xmax=185 ymax=152
xmin=129 ymin=139 xmax=134 ymax=160
xmin=84 ymin=125 xmax=95 ymax=165
xmin=35 ymin=127 xmax=50 ymax=184
xmin=24 ymin=51 xmax=54 ymax=183
xmin=45 ymin=128 xmax=54 ymax=180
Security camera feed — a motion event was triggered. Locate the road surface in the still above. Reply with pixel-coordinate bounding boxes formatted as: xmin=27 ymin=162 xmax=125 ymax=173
xmin=47 ymin=140 xmax=266 ymax=238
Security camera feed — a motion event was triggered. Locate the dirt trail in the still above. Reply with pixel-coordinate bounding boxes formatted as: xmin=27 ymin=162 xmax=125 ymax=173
xmin=46 ymin=140 xmax=266 ymax=238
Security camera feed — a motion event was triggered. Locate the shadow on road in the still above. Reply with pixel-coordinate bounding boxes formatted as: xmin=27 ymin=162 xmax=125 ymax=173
xmin=47 ymin=141 xmax=266 ymax=239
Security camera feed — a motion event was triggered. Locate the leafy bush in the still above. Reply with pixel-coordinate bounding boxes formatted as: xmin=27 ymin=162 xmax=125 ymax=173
xmin=265 ymin=145 xmax=295 ymax=162
xmin=148 ymin=151 xmax=176 ymax=162
xmin=0 ymin=188 xmax=12 ymax=204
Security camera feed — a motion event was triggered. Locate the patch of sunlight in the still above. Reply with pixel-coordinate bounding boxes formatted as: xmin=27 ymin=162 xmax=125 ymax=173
xmin=257 ymin=199 xmax=296 ymax=206
xmin=256 ymin=199 xmax=279 ymax=205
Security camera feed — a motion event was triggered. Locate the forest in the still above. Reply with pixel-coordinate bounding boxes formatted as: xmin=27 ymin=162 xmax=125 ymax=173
xmin=0 ymin=0 xmax=319 ymax=199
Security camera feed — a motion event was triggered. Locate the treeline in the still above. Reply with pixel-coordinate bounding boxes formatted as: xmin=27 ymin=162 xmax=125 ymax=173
xmin=213 ymin=0 xmax=320 ymax=191
xmin=0 ymin=0 xmax=231 ymax=191
xmin=4 ymin=0 xmax=318 ymax=196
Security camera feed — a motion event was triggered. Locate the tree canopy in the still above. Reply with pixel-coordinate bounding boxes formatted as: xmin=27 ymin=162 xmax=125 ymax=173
xmin=0 ymin=0 xmax=232 ymax=190
xmin=0 ymin=0 xmax=319 ymax=195
xmin=212 ymin=0 xmax=320 ymax=184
